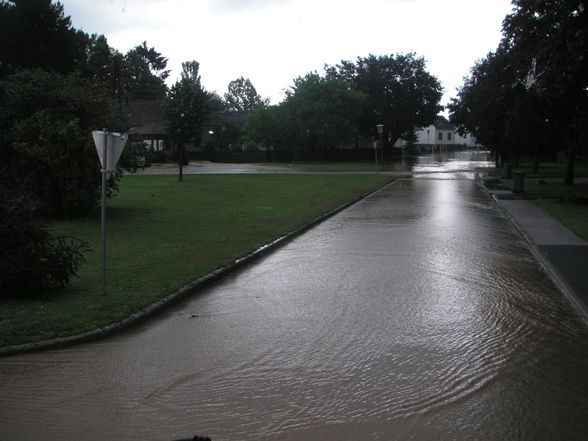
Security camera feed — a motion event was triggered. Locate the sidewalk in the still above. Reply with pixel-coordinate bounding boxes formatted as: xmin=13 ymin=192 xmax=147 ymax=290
xmin=490 ymin=189 xmax=588 ymax=322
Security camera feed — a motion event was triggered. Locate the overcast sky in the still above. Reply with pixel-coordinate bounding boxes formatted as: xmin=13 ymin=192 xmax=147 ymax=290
xmin=62 ymin=0 xmax=514 ymax=108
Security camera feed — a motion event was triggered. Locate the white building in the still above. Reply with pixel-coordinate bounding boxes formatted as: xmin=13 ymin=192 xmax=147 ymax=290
xmin=414 ymin=115 xmax=479 ymax=147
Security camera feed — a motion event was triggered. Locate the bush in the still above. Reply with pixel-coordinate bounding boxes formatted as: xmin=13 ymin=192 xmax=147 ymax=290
xmin=0 ymin=178 xmax=90 ymax=297
xmin=0 ymin=69 xmax=127 ymax=217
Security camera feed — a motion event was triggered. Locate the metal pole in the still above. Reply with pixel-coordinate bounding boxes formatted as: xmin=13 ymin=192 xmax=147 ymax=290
xmin=101 ymin=128 xmax=108 ymax=295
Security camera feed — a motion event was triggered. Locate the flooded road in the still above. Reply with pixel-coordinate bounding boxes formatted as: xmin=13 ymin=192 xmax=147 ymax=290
xmin=2 ymin=152 xmax=588 ymax=441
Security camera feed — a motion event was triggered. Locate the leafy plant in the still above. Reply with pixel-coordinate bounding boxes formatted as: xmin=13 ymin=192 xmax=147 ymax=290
xmin=0 ymin=178 xmax=90 ymax=297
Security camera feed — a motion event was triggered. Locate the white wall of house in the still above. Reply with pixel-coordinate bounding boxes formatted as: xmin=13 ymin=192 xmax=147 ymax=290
xmin=416 ymin=125 xmax=435 ymax=145
xmin=414 ymin=125 xmax=478 ymax=147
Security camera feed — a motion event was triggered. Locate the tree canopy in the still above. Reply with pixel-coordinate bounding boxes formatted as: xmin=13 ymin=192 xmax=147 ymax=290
xmin=244 ymin=72 xmax=366 ymax=156
xmin=122 ymin=41 xmax=169 ymax=100
xmin=0 ymin=0 xmax=86 ymax=78
xmin=450 ymin=0 xmax=587 ymax=183
xmin=224 ymin=77 xmax=268 ymax=112
xmin=325 ymin=53 xmax=443 ymax=148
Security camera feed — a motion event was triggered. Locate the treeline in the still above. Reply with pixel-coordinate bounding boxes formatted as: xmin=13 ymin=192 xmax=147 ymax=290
xmin=448 ymin=0 xmax=587 ymax=184
xmin=243 ymin=54 xmax=443 ymax=159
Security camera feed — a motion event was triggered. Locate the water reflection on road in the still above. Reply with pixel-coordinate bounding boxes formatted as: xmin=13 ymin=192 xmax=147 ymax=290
xmin=1 ymin=151 xmax=587 ymax=441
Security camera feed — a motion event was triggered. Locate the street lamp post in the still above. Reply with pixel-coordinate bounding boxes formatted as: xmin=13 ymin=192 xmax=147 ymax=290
xmin=376 ymin=124 xmax=384 ymax=172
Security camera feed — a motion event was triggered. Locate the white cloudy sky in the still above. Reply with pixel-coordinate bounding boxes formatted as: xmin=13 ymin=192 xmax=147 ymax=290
xmin=62 ymin=0 xmax=513 ymax=107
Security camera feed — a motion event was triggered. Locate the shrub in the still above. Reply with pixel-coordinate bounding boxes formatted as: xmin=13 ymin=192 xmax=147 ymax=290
xmin=0 ymin=178 xmax=90 ymax=297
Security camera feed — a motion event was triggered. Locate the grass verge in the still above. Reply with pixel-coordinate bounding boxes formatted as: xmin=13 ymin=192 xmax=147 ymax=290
xmin=531 ymin=199 xmax=588 ymax=241
xmin=0 ymin=173 xmax=393 ymax=347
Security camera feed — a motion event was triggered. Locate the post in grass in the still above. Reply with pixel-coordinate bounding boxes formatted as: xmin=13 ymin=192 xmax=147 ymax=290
xmin=92 ymin=129 xmax=128 ymax=295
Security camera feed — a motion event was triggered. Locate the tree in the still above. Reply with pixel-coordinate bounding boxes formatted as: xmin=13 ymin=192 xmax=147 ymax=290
xmin=244 ymin=73 xmax=366 ymax=159
xmin=224 ymin=76 xmax=268 ymax=111
xmin=0 ymin=69 xmax=127 ymax=217
xmin=122 ymin=41 xmax=169 ymax=100
xmin=326 ymin=53 xmax=443 ymax=152
xmin=502 ymin=0 xmax=588 ymax=184
xmin=448 ymin=47 xmax=519 ymax=167
xmin=0 ymin=0 xmax=87 ymax=78
xmin=163 ymin=61 xmax=210 ymax=180
xmin=283 ymin=73 xmax=366 ymax=159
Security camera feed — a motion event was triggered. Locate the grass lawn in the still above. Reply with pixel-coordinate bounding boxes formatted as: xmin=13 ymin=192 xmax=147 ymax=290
xmin=532 ymin=199 xmax=588 ymax=241
xmin=0 ymin=173 xmax=393 ymax=347
xmin=500 ymin=179 xmax=588 ymax=198
xmin=484 ymin=162 xmax=588 ymax=179
xmin=481 ymin=162 xmax=588 ymax=239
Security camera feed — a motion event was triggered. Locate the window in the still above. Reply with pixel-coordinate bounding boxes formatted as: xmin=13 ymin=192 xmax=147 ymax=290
xmin=447 ymin=132 xmax=452 ymax=141
xmin=438 ymin=132 xmax=443 ymax=141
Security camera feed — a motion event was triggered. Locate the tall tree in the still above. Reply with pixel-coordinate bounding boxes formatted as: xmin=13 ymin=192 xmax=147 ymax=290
xmin=0 ymin=0 xmax=86 ymax=78
xmin=244 ymin=73 xmax=366 ymax=158
xmin=163 ymin=61 xmax=210 ymax=180
xmin=122 ymin=41 xmax=169 ymax=100
xmin=326 ymin=53 xmax=443 ymax=151
xmin=448 ymin=46 xmax=519 ymax=167
xmin=502 ymin=0 xmax=587 ymax=184
xmin=224 ymin=76 xmax=268 ymax=111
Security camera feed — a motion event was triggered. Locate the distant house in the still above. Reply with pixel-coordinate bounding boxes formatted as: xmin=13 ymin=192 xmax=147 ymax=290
xmin=413 ymin=115 xmax=479 ymax=147
xmin=127 ymin=100 xmax=167 ymax=151
xmin=127 ymin=102 xmax=250 ymax=152
xmin=198 ymin=111 xmax=250 ymax=152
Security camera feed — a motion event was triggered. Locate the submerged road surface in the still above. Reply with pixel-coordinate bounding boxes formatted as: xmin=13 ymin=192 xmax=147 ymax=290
xmin=1 ymin=153 xmax=588 ymax=441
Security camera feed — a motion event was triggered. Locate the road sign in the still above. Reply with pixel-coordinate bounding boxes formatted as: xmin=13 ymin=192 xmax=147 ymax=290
xmin=92 ymin=130 xmax=128 ymax=171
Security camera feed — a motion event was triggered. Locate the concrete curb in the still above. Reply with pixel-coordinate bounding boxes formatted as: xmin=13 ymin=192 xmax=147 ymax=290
xmin=0 ymin=179 xmax=397 ymax=357
xmin=480 ymin=182 xmax=588 ymax=324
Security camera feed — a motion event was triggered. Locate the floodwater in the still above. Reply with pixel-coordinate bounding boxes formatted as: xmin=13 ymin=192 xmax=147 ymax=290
xmin=1 ymin=151 xmax=588 ymax=441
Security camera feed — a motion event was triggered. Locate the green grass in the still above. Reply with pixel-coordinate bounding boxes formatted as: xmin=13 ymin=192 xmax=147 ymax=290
xmin=481 ymin=162 xmax=588 ymax=239
xmin=532 ymin=199 xmax=588 ymax=241
xmin=0 ymin=173 xmax=393 ymax=347
xmin=500 ymin=179 xmax=588 ymax=199
xmin=485 ymin=162 xmax=588 ymax=179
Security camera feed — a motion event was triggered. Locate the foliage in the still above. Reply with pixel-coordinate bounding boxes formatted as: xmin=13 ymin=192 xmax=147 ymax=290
xmin=0 ymin=177 xmax=89 ymax=298
xmin=0 ymin=0 xmax=87 ymax=78
xmin=450 ymin=0 xmax=587 ymax=183
xmin=164 ymin=61 xmax=209 ymax=149
xmin=0 ymin=69 xmax=126 ymax=217
xmin=224 ymin=76 xmax=269 ymax=111
xmin=244 ymin=73 xmax=366 ymax=155
xmin=325 ymin=53 xmax=443 ymax=148
xmin=122 ymin=41 xmax=169 ymax=100
xmin=243 ymin=103 xmax=282 ymax=149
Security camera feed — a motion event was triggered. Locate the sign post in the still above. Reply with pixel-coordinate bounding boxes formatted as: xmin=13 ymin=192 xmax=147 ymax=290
xmin=92 ymin=129 xmax=128 ymax=295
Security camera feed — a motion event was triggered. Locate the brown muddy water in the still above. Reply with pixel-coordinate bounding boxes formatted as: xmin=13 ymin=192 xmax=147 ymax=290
xmin=1 ymin=152 xmax=587 ymax=441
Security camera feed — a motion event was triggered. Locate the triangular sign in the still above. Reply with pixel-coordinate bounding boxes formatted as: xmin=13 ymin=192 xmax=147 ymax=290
xmin=92 ymin=131 xmax=128 ymax=171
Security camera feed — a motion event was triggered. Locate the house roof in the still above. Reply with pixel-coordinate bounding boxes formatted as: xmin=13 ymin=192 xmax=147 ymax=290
xmin=127 ymin=100 xmax=166 ymax=136
xmin=433 ymin=115 xmax=455 ymax=131
xmin=126 ymin=102 xmax=249 ymax=137
xmin=205 ymin=111 xmax=249 ymax=128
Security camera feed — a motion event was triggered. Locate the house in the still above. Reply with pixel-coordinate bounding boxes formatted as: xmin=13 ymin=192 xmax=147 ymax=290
xmin=199 ymin=111 xmax=249 ymax=151
xmin=414 ymin=115 xmax=479 ymax=147
xmin=127 ymin=101 xmax=250 ymax=153
xmin=127 ymin=100 xmax=167 ymax=151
